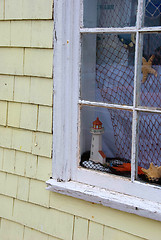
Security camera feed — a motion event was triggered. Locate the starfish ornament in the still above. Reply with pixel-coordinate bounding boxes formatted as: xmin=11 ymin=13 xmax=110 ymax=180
xmin=141 ymin=163 xmax=161 ymax=182
xmin=142 ymin=55 xmax=157 ymax=83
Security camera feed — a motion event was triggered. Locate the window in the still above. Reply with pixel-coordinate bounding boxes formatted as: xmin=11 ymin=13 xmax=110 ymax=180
xmin=47 ymin=0 xmax=161 ymax=221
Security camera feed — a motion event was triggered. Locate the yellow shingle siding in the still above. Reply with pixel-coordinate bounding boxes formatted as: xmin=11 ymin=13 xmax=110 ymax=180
xmin=0 ymin=0 xmax=161 ymax=240
xmin=0 ymin=101 xmax=7 ymax=126
xmin=0 ymin=21 xmax=10 ymax=46
xmin=0 ymin=219 xmax=24 ymax=240
xmin=0 ymin=20 xmax=53 ymax=48
xmin=0 ymin=75 xmax=14 ymax=101
xmin=4 ymin=0 xmax=53 ymax=20
xmin=0 ymin=0 xmax=4 ymax=19
xmin=0 ymin=48 xmax=53 ymax=77
xmin=14 ymin=76 xmax=53 ymax=106
xmin=0 ymin=0 xmax=55 ymax=239
xmin=24 ymin=48 xmax=53 ymax=77
xmin=0 ymin=48 xmax=24 ymax=75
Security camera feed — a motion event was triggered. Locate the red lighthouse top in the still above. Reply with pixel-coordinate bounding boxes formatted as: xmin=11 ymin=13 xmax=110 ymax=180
xmin=93 ymin=117 xmax=102 ymax=129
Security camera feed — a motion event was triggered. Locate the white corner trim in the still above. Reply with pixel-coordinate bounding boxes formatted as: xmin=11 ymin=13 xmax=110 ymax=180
xmin=46 ymin=178 xmax=161 ymax=222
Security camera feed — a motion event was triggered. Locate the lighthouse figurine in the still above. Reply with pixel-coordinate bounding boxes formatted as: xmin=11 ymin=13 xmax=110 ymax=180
xmin=89 ymin=117 xmax=106 ymax=164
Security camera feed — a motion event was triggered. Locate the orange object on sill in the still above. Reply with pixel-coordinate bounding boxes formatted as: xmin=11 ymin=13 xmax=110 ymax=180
xmin=112 ymin=163 xmax=144 ymax=175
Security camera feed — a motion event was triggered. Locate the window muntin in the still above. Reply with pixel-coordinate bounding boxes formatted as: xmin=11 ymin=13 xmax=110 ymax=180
xmin=79 ymin=0 xmax=161 ymax=186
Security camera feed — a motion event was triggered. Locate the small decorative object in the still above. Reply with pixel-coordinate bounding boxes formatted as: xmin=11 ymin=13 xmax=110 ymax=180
xmin=118 ymin=33 xmax=135 ymax=49
xmin=142 ymin=55 xmax=157 ymax=83
xmin=81 ymin=159 xmax=111 ymax=173
xmin=141 ymin=163 xmax=161 ymax=182
xmin=89 ymin=117 xmax=106 ymax=164
xmin=110 ymin=163 xmax=144 ymax=176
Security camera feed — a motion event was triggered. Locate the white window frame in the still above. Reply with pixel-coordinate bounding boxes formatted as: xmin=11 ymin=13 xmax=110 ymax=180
xmin=46 ymin=0 xmax=161 ymax=221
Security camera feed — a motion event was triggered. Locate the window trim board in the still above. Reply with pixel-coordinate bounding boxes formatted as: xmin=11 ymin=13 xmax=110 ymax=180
xmin=46 ymin=178 xmax=161 ymax=222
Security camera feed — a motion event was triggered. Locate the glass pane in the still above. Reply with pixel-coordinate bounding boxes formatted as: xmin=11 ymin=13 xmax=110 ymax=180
xmin=144 ymin=0 xmax=161 ymax=27
xmin=83 ymin=0 xmax=138 ymax=28
xmin=138 ymin=112 xmax=161 ymax=185
xmin=140 ymin=33 xmax=161 ymax=108
xmin=80 ymin=105 xmax=132 ymax=178
xmin=81 ymin=33 xmax=135 ymax=105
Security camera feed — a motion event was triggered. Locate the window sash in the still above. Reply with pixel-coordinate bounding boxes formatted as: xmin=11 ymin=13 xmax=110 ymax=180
xmin=52 ymin=0 xmax=161 ymax=204
xmin=79 ymin=0 xmax=161 ymax=182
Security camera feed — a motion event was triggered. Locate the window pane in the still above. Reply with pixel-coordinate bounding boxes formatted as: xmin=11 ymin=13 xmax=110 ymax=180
xmin=140 ymin=33 xmax=161 ymax=108
xmin=80 ymin=105 xmax=132 ymax=178
xmin=81 ymin=33 xmax=135 ymax=105
xmin=83 ymin=0 xmax=138 ymax=28
xmin=144 ymin=0 xmax=161 ymax=27
xmin=138 ymin=112 xmax=161 ymax=185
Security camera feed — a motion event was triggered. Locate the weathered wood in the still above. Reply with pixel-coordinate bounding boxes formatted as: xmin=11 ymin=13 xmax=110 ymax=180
xmin=47 ymin=179 xmax=161 ymax=222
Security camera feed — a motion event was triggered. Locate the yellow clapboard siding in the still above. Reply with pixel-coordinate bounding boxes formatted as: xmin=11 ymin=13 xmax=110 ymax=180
xmin=0 ymin=219 xmax=24 ymax=240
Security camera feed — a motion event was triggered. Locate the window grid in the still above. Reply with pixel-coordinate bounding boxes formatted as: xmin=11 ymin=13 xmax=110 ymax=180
xmin=79 ymin=0 xmax=161 ymax=183
xmin=47 ymin=0 xmax=161 ymax=220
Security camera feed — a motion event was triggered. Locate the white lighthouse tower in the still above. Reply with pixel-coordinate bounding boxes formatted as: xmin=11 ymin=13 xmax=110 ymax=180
xmin=89 ymin=117 xmax=106 ymax=164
